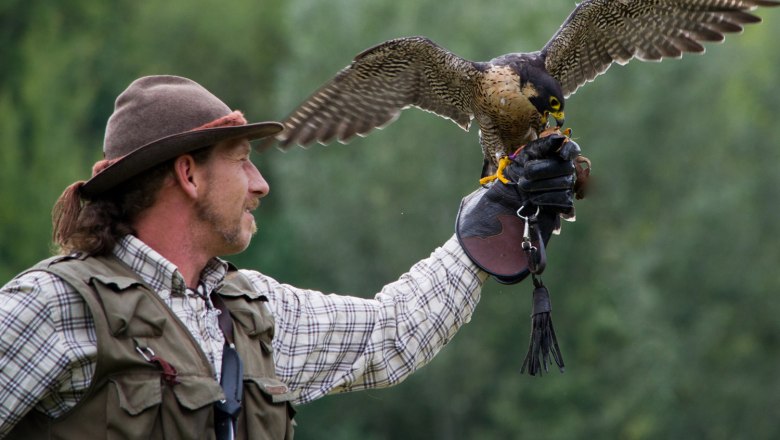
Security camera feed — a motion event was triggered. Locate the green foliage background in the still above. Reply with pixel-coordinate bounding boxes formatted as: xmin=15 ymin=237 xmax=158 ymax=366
xmin=2 ymin=1 xmax=779 ymax=438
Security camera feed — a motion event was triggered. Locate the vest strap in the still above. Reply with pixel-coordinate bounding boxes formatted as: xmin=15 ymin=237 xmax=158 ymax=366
xmin=211 ymin=294 xmax=243 ymax=440
xmin=211 ymin=294 xmax=235 ymax=346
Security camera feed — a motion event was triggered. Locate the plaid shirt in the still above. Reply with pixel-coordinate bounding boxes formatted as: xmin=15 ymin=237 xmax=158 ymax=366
xmin=0 ymin=234 xmax=485 ymax=437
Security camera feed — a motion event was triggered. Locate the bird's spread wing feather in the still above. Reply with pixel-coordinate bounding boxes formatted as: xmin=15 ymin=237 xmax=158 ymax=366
xmin=541 ymin=0 xmax=778 ymax=97
xmin=261 ymin=36 xmax=480 ymax=150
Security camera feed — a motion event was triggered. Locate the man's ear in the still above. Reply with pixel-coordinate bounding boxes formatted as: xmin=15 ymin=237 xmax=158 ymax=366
xmin=172 ymin=154 xmax=200 ymax=199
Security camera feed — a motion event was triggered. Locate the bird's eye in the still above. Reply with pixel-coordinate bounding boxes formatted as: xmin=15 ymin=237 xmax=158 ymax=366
xmin=549 ymin=96 xmax=561 ymax=111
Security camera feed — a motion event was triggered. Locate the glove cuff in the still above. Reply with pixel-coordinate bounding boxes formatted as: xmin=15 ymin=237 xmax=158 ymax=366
xmin=456 ymin=188 xmax=556 ymax=284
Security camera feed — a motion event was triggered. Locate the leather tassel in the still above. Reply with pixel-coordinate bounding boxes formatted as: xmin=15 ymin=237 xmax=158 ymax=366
xmin=521 ymin=277 xmax=565 ymax=375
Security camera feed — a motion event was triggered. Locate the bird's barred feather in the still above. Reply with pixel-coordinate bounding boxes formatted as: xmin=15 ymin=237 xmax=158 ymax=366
xmin=542 ymin=0 xmax=778 ymax=97
xmin=260 ymin=36 xmax=479 ymax=150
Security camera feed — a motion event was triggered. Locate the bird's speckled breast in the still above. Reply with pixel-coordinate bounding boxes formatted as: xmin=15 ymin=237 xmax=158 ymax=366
xmin=479 ymin=65 xmax=532 ymax=112
xmin=476 ymin=65 xmax=540 ymax=149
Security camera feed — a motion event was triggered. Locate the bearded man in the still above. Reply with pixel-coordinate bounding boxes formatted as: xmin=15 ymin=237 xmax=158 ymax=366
xmin=0 ymin=75 xmax=578 ymax=439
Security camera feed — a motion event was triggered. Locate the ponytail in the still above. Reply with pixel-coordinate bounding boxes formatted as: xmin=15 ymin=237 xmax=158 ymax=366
xmin=52 ymin=181 xmax=87 ymax=253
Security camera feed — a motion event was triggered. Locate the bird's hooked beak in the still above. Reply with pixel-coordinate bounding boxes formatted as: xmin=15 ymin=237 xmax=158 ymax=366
xmin=543 ymin=110 xmax=566 ymax=128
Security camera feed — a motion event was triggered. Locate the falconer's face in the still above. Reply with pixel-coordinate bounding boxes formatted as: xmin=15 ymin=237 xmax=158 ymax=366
xmin=194 ymin=137 xmax=269 ymax=256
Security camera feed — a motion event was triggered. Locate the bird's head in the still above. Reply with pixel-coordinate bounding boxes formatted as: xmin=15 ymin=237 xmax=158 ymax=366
xmin=521 ymin=65 xmax=566 ymax=129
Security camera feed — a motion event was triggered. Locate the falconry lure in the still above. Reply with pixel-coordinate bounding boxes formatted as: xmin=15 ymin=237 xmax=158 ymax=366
xmin=262 ymin=0 xmax=778 ymax=182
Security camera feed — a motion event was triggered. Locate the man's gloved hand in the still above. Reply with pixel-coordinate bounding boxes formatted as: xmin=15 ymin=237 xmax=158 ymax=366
xmin=505 ymin=133 xmax=579 ymax=221
xmin=456 ymin=133 xmax=581 ymax=284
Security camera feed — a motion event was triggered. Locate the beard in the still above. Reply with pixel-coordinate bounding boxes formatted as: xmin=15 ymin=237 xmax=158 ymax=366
xmin=195 ymin=191 xmax=257 ymax=255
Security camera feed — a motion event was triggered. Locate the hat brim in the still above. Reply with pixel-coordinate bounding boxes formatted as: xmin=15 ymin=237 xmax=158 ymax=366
xmin=81 ymin=121 xmax=283 ymax=198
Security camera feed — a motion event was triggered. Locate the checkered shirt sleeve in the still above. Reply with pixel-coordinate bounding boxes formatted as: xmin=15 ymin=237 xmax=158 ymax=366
xmin=0 ymin=270 xmax=97 ymax=438
xmin=242 ymin=235 xmax=487 ymax=404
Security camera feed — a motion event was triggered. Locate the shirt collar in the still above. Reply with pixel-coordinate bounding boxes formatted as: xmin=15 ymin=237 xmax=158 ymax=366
xmin=112 ymin=235 xmax=229 ymax=297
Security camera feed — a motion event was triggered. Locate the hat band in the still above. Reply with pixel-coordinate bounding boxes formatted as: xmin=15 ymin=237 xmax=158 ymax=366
xmin=192 ymin=110 xmax=247 ymax=130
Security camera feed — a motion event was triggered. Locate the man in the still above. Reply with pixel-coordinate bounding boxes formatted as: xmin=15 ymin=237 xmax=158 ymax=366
xmin=0 ymin=75 xmax=578 ymax=439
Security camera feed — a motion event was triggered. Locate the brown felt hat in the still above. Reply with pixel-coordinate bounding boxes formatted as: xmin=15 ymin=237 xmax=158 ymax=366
xmin=80 ymin=75 xmax=283 ymax=198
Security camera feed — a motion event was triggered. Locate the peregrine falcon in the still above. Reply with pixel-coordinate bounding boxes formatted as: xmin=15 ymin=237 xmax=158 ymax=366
xmin=261 ymin=0 xmax=778 ymax=181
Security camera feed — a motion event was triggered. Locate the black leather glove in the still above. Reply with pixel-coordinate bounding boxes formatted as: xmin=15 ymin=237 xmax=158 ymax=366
xmin=456 ymin=133 xmax=580 ymax=284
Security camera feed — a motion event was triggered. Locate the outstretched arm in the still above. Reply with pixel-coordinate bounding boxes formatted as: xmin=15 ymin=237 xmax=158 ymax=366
xmin=241 ymin=236 xmax=486 ymax=404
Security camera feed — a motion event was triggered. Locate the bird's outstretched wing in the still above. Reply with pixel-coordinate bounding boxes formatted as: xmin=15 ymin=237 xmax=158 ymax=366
xmin=261 ymin=36 xmax=480 ymax=150
xmin=541 ymin=0 xmax=778 ymax=97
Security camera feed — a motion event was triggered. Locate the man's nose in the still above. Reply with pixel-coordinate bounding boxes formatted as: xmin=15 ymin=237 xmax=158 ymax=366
xmin=248 ymin=161 xmax=270 ymax=196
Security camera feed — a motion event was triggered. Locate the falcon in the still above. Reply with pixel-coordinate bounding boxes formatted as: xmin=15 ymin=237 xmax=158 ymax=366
xmin=261 ymin=0 xmax=778 ymax=183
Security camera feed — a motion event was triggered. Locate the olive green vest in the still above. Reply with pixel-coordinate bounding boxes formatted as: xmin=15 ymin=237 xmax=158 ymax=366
xmin=8 ymin=252 xmax=295 ymax=439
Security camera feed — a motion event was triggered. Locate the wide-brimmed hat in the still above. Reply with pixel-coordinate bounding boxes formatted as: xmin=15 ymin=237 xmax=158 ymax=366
xmin=80 ymin=75 xmax=283 ymax=198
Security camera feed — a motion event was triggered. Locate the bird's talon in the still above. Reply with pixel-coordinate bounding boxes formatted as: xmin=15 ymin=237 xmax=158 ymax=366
xmin=479 ymin=175 xmax=498 ymax=186
xmin=479 ymin=156 xmax=513 ymax=185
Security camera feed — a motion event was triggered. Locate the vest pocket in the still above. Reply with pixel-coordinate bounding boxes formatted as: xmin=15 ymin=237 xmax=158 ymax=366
xmin=91 ymin=276 xmax=168 ymax=338
xmin=107 ymin=376 xmax=163 ymax=439
xmin=108 ymin=375 xmax=219 ymax=440
xmin=240 ymin=377 xmax=296 ymax=440
xmin=247 ymin=376 xmax=295 ymax=403
xmin=172 ymin=376 xmax=226 ymax=410
xmin=111 ymin=375 xmax=162 ymax=415
xmin=225 ymin=302 xmax=275 ymax=353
